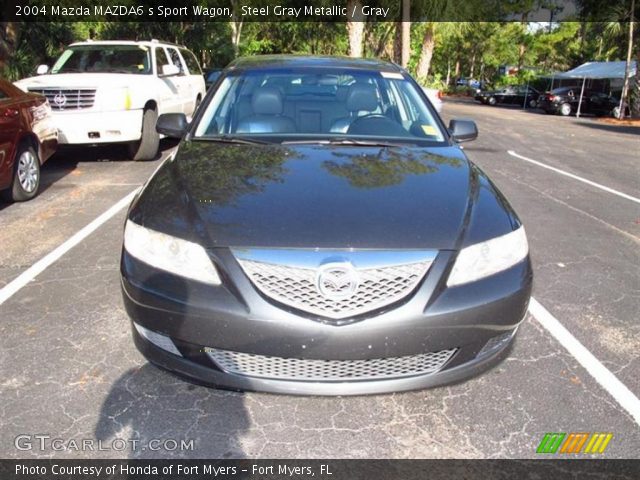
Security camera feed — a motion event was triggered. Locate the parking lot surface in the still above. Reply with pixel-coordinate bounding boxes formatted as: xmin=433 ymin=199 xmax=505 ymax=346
xmin=1 ymin=101 xmax=638 ymax=459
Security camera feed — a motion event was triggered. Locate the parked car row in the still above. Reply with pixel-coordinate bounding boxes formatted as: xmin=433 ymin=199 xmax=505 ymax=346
xmin=475 ymin=83 xmax=624 ymax=117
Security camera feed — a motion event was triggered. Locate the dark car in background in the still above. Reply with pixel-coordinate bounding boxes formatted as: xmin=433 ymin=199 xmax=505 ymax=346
xmin=538 ymin=86 xmax=623 ymax=117
xmin=475 ymin=85 xmax=540 ymax=108
xmin=121 ymin=56 xmax=532 ymax=396
xmin=0 ymin=79 xmax=57 ymax=202
xmin=204 ymin=68 xmax=222 ymax=89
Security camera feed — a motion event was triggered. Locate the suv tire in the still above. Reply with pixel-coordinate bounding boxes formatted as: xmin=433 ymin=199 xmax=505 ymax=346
xmin=128 ymin=108 xmax=159 ymax=161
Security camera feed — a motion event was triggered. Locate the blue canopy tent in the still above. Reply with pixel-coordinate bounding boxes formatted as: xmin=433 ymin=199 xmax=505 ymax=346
xmin=550 ymin=61 xmax=638 ymax=117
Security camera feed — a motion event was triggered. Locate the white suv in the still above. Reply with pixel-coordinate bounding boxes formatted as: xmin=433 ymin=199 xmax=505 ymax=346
xmin=14 ymin=40 xmax=205 ymax=160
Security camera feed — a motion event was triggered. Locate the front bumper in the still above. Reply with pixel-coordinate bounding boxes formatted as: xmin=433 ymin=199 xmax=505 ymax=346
xmin=121 ymin=249 xmax=533 ymax=395
xmin=52 ymin=109 xmax=143 ymax=144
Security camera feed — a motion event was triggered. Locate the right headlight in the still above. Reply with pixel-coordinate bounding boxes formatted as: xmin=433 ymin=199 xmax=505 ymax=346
xmin=123 ymin=220 xmax=221 ymax=285
xmin=447 ymin=226 xmax=528 ymax=287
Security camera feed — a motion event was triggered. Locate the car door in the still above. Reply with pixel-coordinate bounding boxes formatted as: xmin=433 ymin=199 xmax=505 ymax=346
xmin=179 ymin=47 xmax=205 ymax=115
xmin=155 ymin=47 xmax=182 ymax=115
xmin=0 ymin=85 xmax=21 ymax=189
xmin=165 ymin=46 xmax=190 ymax=115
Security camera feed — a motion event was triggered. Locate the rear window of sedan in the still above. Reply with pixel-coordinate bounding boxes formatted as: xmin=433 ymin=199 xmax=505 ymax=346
xmin=194 ymin=68 xmax=445 ymax=144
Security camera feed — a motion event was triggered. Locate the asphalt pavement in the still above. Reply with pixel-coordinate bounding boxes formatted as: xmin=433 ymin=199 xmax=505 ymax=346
xmin=0 ymin=100 xmax=638 ymax=459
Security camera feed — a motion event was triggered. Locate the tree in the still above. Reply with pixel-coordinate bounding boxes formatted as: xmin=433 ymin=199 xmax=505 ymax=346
xmin=401 ymin=0 xmax=411 ymax=67
xmin=347 ymin=0 xmax=365 ymax=57
xmin=618 ymin=0 xmax=635 ymax=119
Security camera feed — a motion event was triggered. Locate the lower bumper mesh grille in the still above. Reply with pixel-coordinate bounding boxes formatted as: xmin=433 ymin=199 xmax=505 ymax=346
xmin=205 ymin=348 xmax=457 ymax=381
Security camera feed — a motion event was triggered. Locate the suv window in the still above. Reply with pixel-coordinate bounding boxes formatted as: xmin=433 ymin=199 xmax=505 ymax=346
xmin=165 ymin=47 xmax=185 ymax=76
xmin=179 ymin=48 xmax=202 ymax=75
xmin=155 ymin=47 xmax=170 ymax=75
xmin=51 ymin=45 xmax=152 ymax=75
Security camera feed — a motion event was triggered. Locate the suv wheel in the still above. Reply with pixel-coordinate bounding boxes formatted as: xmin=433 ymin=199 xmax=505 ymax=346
xmin=488 ymin=96 xmax=497 ymax=106
xmin=560 ymin=103 xmax=572 ymax=116
xmin=2 ymin=143 xmax=41 ymax=202
xmin=528 ymin=99 xmax=537 ymax=108
xmin=127 ymin=108 xmax=159 ymax=161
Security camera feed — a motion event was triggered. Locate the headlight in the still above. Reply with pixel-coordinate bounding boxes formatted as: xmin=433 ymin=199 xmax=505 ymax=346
xmin=447 ymin=226 xmax=528 ymax=287
xmin=123 ymin=220 xmax=221 ymax=285
xmin=100 ymin=87 xmax=131 ymax=110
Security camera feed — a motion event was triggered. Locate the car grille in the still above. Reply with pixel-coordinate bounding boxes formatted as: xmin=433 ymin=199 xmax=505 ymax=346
xmin=206 ymin=348 xmax=457 ymax=381
xmin=28 ymin=88 xmax=96 ymax=111
xmin=236 ymin=258 xmax=434 ymax=320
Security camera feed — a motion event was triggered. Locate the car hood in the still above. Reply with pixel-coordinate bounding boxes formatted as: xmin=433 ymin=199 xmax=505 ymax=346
xmin=14 ymin=73 xmax=145 ymax=91
xmin=131 ymin=142 xmax=519 ymax=250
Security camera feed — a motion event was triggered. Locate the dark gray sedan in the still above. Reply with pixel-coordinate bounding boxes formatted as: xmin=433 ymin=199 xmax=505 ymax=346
xmin=120 ymin=56 xmax=533 ymax=395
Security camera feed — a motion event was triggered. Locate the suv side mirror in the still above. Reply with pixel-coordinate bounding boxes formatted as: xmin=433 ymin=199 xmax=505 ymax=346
xmin=449 ymin=119 xmax=478 ymax=142
xmin=36 ymin=64 xmax=49 ymax=75
xmin=156 ymin=113 xmax=188 ymax=138
xmin=161 ymin=64 xmax=180 ymax=77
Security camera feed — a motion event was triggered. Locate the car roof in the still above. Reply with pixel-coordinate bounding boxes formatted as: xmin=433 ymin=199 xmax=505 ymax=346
xmin=227 ymin=55 xmax=404 ymax=72
xmin=69 ymin=40 xmax=184 ymax=49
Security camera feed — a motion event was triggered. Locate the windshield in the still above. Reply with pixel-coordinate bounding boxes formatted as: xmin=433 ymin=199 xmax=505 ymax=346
xmin=194 ymin=68 xmax=445 ymax=144
xmin=51 ymin=45 xmax=152 ymax=75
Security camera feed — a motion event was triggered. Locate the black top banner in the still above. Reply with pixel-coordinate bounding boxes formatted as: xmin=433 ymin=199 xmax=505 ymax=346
xmin=1 ymin=0 xmax=634 ymax=22
xmin=2 ymin=459 xmax=640 ymax=480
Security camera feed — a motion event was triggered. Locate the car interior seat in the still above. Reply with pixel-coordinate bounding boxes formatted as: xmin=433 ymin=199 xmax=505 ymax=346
xmin=329 ymin=83 xmax=378 ymax=134
xmin=236 ymin=86 xmax=296 ymax=134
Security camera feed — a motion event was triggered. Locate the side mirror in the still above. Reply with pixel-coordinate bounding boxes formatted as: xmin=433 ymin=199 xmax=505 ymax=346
xmin=161 ymin=64 xmax=180 ymax=76
xmin=36 ymin=65 xmax=49 ymax=75
xmin=156 ymin=113 xmax=188 ymax=138
xmin=449 ymin=119 xmax=478 ymax=143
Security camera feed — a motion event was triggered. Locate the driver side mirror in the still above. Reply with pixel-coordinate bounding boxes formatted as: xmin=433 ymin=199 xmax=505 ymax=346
xmin=156 ymin=113 xmax=188 ymax=138
xmin=161 ymin=64 xmax=180 ymax=77
xmin=449 ymin=119 xmax=478 ymax=143
xmin=36 ymin=64 xmax=49 ymax=75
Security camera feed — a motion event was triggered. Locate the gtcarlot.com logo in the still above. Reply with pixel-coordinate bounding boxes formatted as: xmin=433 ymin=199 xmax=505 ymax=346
xmin=536 ymin=432 xmax=613 ymax=454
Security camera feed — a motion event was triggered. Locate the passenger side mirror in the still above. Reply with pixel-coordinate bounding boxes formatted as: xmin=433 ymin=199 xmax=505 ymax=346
xmin=161 ymin=64 xmax=180 ymax=77
xmin=449 ymin=119 xmax=478 ymax=143
xmin=156 ymin=113 xmax=188 ymax=138
xmin=36 ymin=64 xmax=49 ymax=75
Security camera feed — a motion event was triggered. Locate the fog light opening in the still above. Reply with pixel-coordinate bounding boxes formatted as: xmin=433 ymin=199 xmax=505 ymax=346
xmin=477 ymin=328 xmax=517 ymax=358
xmin=133 ymin=322 xmax=182 ymax=357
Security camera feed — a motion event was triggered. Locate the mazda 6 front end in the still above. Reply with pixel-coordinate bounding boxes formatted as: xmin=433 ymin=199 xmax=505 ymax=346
xmin=120 ymin=55 xmax=533 ymax=395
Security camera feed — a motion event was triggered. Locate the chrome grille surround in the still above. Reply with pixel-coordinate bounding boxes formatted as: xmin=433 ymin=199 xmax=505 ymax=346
xmin=28 ymin=87 xmax=96 ymax=111
xmin=232 ymin=249 xmax=437 ymax=320
xmin=206 ymin=347 xmax=457 ymax=381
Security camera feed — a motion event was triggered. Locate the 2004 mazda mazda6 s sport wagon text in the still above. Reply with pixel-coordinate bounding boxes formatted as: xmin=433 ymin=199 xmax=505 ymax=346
xmin=120 ymin=56 xmax=533 ymax=395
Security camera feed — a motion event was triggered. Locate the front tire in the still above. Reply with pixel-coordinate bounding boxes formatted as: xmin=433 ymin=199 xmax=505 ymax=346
xmin=1 ymin=143 xmax=41 ymax=202
xmin=528 ymin=99 xmax=537 ymax=108
xmin=559 ymin=103 xmax=572 ymax=116
xmin=488 ymin=96 xmax=497 ymax=106
xmin=127 ymin=108 xmax=159 ymax=161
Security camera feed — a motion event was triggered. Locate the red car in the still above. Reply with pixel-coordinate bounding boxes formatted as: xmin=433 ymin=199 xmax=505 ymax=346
xmin=0 ymin=79 xmax=57 ymax=201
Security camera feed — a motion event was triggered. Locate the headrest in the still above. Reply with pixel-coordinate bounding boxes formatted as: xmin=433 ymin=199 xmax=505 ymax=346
xmin=252 ymin=86 xmax=283 ymax=115
xmin=346 ymin=83 xmax=378 ymax=112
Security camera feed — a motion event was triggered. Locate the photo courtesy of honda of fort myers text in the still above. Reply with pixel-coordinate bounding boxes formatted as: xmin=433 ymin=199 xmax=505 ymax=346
xmin=0 ymin=0 xmax=639 ymax=479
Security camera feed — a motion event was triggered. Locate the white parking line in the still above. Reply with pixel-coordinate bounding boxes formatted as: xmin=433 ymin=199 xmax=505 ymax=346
xmin=0 ymin=188 xmax=139 ymax=306
xmin=529 ymin=297 xmax=640 ymax=426
xmin=507 ymin=150 xmax=640 ymax=204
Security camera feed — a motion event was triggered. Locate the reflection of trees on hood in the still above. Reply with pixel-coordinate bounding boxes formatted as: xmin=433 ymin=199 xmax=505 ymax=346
xmin=175 ymin=142 xmax=292 ymax=206
xmin=323 ymin=148 xmax=463 ymax=188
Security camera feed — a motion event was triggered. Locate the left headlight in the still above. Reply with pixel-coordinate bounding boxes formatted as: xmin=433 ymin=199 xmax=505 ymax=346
xmin=447 ymin=226 xmax=528 ymax=287
xmin=123 ymin=220 xmax=221 ymax=285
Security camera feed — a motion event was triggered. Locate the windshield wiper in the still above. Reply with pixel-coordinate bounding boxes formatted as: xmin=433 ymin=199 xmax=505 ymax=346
xmin=200 ymin=135 xmax=271 ymax=145
xmin=281 ymin=138 xmax=411 ymax=148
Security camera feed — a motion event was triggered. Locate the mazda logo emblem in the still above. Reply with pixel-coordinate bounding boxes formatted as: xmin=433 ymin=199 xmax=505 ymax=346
xmin=53 ymin=93 xmax=67 ymax=107
xmin=315 ymin=262 xmax=359 ymax=301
